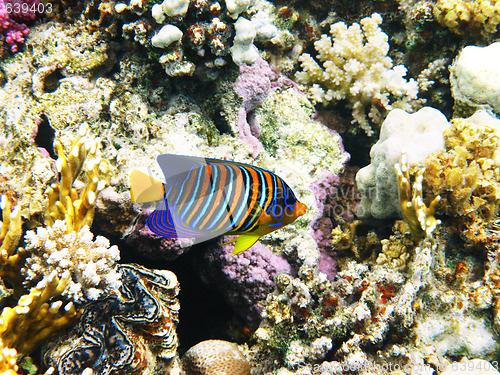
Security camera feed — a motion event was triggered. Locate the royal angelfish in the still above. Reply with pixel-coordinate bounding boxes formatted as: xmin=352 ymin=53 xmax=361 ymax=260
xmin=129 ymin=154 xmax=307 ymax=254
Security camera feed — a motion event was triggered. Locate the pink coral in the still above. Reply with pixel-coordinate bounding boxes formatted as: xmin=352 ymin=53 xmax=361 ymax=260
xmin=0 ymin=0 xmax=41 ymax=52
xmin=234 ymin=57 xmax=298 ymax=157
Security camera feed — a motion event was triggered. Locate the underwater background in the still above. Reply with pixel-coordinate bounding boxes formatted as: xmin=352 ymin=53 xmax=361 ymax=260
xmin=1 ymin=0 xmax=500 ymax=374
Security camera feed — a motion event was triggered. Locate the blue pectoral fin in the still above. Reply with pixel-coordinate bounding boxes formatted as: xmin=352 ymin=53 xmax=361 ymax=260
xmin=232 ymin=234 xmax=261 ymax=255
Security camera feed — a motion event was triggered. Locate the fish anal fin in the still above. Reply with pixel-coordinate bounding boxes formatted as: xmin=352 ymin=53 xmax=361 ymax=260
xmin=221 ymin=237 xmax=237 ymax=246
xmin=129 ymin=170 xmax=164 ymax=203
xmin=232 ymin=234 xmax=260 ymax=255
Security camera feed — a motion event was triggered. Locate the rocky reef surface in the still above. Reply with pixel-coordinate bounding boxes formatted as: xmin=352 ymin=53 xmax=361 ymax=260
xmin=0 ymin=1 xmax=500 ymax=375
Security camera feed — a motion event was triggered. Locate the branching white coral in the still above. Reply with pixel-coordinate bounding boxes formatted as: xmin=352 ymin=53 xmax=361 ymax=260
xmin=22 ymin=220 xmax=121 ymax=303
xmin=296 ymin=13 xmax=419 ymax=136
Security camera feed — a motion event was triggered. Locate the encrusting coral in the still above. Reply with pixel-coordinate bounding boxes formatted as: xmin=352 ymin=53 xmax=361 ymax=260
xmin=295 ymin=13 xmax=419 ymax=136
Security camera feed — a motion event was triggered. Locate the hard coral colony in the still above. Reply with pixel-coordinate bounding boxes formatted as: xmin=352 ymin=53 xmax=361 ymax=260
xmin=1 ymin=0 xmax=500 ymax=375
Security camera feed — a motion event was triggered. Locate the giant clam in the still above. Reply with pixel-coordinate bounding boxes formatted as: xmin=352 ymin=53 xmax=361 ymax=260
xmin=44 ymin=264 xmax=180 ymax=375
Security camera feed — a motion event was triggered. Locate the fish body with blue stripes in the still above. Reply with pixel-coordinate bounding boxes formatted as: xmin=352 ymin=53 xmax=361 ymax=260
xmin=129 ymin=154 xmax=307 ymax=254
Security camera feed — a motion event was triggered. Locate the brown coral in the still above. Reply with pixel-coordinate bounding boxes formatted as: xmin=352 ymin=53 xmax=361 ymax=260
xmin=433 ymin=0 xmax=500 ymax=35
xmin=181 ymin=339 xmax=251 ymax=375
xmin=421 ymin=116 xmax=500 ymax=244
xmin=376 ymin=221 xmax=414 ymax=271
xmin=395 ymin=154 xmax=441 ymax=241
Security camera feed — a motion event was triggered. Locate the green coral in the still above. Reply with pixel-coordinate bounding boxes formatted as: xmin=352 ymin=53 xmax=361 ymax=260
xmin=256 ymin=88 xmax=348 ymax=175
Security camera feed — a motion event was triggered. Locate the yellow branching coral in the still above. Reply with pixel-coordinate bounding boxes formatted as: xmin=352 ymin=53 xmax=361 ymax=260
xmin=0 ymin=196 xmax=22 ymax=263
xmin=0 ymin=196 xmax=27 ymax=293
xmin=395 ymin=154 xmax=441 ymax=241
xmin=433 ymin=0 xmax=500 ymax=34
xmin=45 ymin=124 xmax=106 ymax=233
xmin=0 ymin=271 xmax=78 ymax=355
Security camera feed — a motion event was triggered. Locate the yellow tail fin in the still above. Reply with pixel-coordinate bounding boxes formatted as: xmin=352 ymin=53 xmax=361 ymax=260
xmin=129 ymin=170 xmax=165 ymax=203
xmin=232 ymin=234 xmax=261 ymax=255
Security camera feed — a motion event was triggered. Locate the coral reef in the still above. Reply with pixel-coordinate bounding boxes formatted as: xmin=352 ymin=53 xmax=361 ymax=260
xmin=117 ymin=0 xmax=278 ymax=76
xmin=181 ymin=339 xmax=251 ymax=375
xmin=3 ymin=2 xmax=500 ymax=375
xmin=295 ymin=13 xmax=419 ymax=136
xmin=250 ymin=231 xmax=500 ymax=374
xmin=0 ymin=125 xmax=117 ymax=363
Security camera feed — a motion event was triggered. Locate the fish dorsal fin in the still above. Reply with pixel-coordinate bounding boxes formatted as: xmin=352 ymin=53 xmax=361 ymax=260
xmin=156 ymin=153 xmax=274 ymax=183
xmin=129 ymin=170 xmax=164 ymax=203
xmin=156 ymin=154 xmax=210 ymax=185
xmin=232 ymin=234 xmax=260 ymax=254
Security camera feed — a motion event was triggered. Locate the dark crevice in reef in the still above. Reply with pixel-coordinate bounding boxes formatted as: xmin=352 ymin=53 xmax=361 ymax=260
xmin=32 ymin=113 xmax=57 ymax=159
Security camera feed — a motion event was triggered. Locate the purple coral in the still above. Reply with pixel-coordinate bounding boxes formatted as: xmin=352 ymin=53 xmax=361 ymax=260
xmin=0 ymin=0 xmax=41 ymax=52
xmin=309 ymin=171 xmax=341 ymax=251
xmin=234 ymin=57 xmax=298 ymax=157
xmin=194 ymin=238 xmax=292 ymax=326
xmin=309 ymin=168 xmax=360 ymax=281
